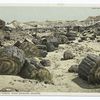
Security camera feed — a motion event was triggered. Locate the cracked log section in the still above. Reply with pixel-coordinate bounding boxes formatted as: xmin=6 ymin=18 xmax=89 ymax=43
xmin=0 ymin=46 xmax=25 ymax=75
xmin=78 ymin=54 xmax=100 ymax=84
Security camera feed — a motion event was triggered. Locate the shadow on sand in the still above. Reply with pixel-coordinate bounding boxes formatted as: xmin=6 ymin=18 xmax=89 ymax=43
xmin=72 ymin=77 xmax=100 ymax=89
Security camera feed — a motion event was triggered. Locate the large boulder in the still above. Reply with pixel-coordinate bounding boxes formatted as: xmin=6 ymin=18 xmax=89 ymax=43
xmin=0 ymin=46 xmax=25 ymax=75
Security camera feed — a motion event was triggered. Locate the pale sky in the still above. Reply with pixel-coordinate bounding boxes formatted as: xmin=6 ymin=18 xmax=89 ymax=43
xmin=0 ymin=7 xmax=100 ymax=22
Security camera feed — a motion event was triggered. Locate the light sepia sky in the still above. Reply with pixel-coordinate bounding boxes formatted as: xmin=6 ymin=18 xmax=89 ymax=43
xmin=0 ymin=6 xmax=100 ymax=22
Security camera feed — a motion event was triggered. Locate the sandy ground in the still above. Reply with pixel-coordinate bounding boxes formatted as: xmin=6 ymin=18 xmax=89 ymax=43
xmin=0 ymin=40 xmax=100 ymax=93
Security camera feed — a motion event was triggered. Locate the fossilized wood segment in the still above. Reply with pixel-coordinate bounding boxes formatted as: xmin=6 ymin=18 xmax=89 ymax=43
xmin=19 ymin=60 xmax=37 ymax=79
xmin=36 ymin=67 xmax=53 ymax=84
xmin=0 ymin=46 xmax=25 ymax=75
xmin=18 ymin=40 xmax=40 ymax=58
xmin=94 ymin=67 xmax=100 ymax=83
xmin=19 ymin=60 xmax=53 ymax=84
xmin=78 ymin=54 xmax=100 ymax=84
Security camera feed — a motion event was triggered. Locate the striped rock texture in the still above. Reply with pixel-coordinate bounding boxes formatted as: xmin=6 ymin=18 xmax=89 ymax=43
xmin=78 ymin=54 xmax=100 ymax=84
xmin=18 ymin=40 xmax=40 ymax=58
xmin=0 ymin=46 xmax=25 ymax=75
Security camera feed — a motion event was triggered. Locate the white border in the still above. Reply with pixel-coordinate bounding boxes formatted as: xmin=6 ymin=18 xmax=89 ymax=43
xmin=0 ymin=0 xmax=99 ymax=4
xmin=0 ymin=3 xmax=99 ymax=7
xmin=1 ymin=92 xmax=100 ymax=96
xmin=0 ymin=0 xmax=100 ymax=98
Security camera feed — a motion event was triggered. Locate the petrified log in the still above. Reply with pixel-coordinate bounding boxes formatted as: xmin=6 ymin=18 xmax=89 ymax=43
xmin=18 ymin=39 xmax=40 ymax=58
xmin=19 ymin=59 xmax=38 ymax=79
xmin=36 ymin=67 xmax=53 ymax=84
xmin=78 ymin=54 xmax=100 ymax=84
xmin=0 ymin=46 xmax=25 ymax=75
xmin=19 ymin=59 xmax=53 ymax=84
